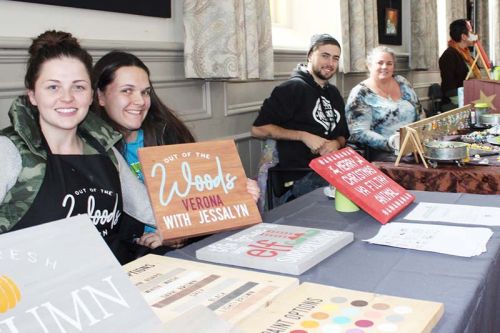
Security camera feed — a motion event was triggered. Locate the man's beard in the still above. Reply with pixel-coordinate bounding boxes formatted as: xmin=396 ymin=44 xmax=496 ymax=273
xmin=313 ymin=67 xmax=335 ymax=81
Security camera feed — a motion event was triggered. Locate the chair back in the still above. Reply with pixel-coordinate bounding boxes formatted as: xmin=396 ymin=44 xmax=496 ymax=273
xmin=256 ymin=139 xmax=279 ymax=212
xmin=256 ymin=139 xmax=314 ymax=211
xmin=427 ymin=83 xmax=442 ymax=117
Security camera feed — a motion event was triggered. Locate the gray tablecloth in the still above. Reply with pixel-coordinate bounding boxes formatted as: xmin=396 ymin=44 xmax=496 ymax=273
xmin=167 ymin=189 xmax=500 ymax=333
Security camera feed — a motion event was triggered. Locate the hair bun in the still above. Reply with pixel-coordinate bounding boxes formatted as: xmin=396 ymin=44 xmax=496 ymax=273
xmin=24 ymin=29 xmax=92 ymax=90
xmin=29 ymin=30 xmax=80 ymax=57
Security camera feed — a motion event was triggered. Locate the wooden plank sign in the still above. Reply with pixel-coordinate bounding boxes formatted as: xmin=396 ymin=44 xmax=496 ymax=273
xmin=398 ymin=104 xmax=472 ymax=160
xmin=123 ymin=255 xmax=299 ymax=324
xmin=237 ymin=282 xmax=444 ymax=333
xmin=138 ymin=140 xmax=262 ymax=240
xmin=309 ymin=147 xmax=415 ymax=224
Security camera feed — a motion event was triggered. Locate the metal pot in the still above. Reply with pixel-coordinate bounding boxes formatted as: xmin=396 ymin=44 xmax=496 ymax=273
xmin=480 ymin=113 xmax=500 ymax=125
xmin=424 ymin=141 xmax=468 ymax=161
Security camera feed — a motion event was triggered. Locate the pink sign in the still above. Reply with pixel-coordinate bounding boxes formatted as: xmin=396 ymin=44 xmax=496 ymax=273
xmin=309 ymin=147 xmax=415 ymax=224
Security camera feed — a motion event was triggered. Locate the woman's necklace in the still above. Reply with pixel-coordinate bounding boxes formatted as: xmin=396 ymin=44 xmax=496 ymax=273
xmin=373 ymin=81 xmax=394 ymax=100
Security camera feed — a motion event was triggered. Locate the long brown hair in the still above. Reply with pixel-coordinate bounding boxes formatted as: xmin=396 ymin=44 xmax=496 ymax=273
xmin=92 ymin=51 xmax=195 ymax=150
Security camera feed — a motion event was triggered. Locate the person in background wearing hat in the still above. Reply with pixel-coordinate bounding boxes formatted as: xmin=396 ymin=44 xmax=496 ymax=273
xmin=439 ymin=19 xmax=481 ymax=111
xmin=251 ymin=34 xmax=349 ymax=206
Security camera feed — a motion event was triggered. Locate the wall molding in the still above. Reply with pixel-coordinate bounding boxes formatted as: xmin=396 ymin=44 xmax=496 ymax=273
xmin=223 ymin=82 xmax=263 ymax=116
xmin=219 ymin=131 xmax=252 ymax=142
xmin=0 ymin=83 xmax=25 ymax=99
xmin=0 ymin=80 xmax=212 ymax=120
xmin=0 ymin=36 xmax=184 ymax=64
xmin=413 ymin=82 xmax=438 ymax=89
xmin=0 ymin=36 xmax=183 ymax=51
xmin=154 ymin=81 xmax=212 ymax=122
xmin=273 ymin=49 xmax=303 ymax=79
xmin=225 ymin=101 xmax=262 ymax=116
xmin=0 ymin=37 xmax=207 ymax=119
xmin=0 ymin=50 xmax=28 ymax=64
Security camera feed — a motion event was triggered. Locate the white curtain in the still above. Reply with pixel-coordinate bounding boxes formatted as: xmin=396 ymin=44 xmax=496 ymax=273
xmin=410 ymin=0 xmax=438 ymax=70
xmin=476 ymin=0 xmax=489 ymax=56
xmin=495 ymin=0 xmax=500 ymax=65
xmin=183 ymin=0 xmax=274 ymax=80
xmin=340 ymin=0 xmax=378 ymax=73
xmin=446 ymin=0 xmax=467 ymax=27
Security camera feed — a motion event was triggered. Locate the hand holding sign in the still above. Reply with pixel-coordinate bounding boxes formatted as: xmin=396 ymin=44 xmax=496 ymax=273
xmin=138 ymin=140 xmax=261 ymax=240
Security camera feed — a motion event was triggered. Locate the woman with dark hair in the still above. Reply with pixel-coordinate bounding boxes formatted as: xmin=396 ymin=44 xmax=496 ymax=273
xmin=93 ymin=51 xmax=195 ymax=159
xmin=0 ymin=31 xmax=157 ymax=264
xmin=93 ymin=51 xmax=260 ymax=246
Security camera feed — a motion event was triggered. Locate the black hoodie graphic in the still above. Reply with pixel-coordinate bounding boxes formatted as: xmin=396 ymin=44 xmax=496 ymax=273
xmin=254 ymin=65 xmax=349 ymax=182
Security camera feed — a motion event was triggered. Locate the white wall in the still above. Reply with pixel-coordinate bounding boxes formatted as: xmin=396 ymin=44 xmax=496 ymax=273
xmin=0 ymin=1 xmax=184 ymax=43
xmin=272 ymin=0 xmax=340 ymax=51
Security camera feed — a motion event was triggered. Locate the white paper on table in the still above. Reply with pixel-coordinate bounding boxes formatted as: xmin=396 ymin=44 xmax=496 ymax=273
xmin=364 ymin=222 xmax=493 ymax=257
xmin=404 ymin=202 xmax=500 ymax=226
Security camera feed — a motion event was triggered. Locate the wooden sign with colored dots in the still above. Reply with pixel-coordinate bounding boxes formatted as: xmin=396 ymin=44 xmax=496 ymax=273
xmin=237 ymin=282 xmax=444 ymax=333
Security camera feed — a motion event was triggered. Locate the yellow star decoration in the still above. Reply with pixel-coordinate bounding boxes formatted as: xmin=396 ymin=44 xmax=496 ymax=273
xmin=471 ymin=90 xmax=497 ymax=111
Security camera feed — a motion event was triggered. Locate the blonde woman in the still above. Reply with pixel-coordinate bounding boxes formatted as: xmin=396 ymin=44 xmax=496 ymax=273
xmin=345 ymin=46 xmax=421 ymax=159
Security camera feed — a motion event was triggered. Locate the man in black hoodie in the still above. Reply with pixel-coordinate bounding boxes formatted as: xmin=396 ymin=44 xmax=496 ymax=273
xmin=252 ymin=34 xmax=349 ymax=204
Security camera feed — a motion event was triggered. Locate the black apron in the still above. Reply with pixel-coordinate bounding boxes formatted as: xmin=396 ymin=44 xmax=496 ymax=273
xmin=13 ymin=132 xmax=146 ymax=264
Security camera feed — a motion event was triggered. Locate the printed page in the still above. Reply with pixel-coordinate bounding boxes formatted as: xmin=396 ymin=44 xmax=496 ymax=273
xmin=364 ymin=222 xmax=493 ymax=257
xmin=404 ymin=202 xmax=500 ymax=226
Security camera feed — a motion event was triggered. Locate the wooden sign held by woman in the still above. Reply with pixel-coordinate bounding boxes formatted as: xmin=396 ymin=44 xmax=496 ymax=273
xmin=138 ymin=140 xmax=261 ymax=240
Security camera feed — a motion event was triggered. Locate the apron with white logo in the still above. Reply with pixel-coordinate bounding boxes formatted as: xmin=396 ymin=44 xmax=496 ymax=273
xmin=13 ymin=133 xmax=145 ymax=263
